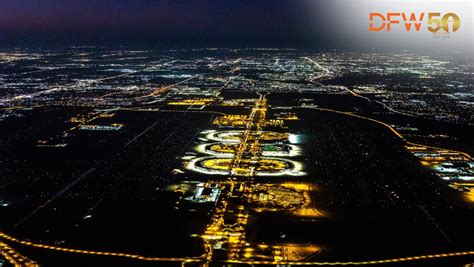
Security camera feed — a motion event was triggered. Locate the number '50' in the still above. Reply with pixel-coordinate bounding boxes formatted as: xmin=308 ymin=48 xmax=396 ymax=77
xmin=428 ymin=13 xmax=461 ymax=33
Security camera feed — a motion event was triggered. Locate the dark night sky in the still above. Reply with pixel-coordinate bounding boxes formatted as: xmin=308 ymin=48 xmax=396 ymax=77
xmin=0 ymin=0 xmax=330 ymax=47
xmin=0 ymin=0 xmax=471 ymax=54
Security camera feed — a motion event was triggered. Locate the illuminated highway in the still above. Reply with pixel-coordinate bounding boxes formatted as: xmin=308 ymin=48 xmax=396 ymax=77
xmin=230 ymin=92 xmax=267 ymax=176
xmin=2 ymin=231 xmax=474 ymax=266
xmin=0 ymin=241 xmax=38 ymax=267
xmin=0 ymin=232 xmax=203 ymax=264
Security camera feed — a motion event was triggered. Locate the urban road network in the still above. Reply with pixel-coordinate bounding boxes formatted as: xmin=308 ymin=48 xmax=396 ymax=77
xmin=2 ymin=93 xmax=473 ymax=266
xmin=0 ymin=50 xmax=473 ymax=266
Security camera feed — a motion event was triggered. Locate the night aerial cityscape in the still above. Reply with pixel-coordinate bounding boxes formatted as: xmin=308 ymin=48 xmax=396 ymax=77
xmin=0 ymin=0 xmax=473 ymax=266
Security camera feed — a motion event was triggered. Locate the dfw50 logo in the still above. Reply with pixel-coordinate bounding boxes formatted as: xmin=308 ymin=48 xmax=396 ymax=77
xmin=370 ymin=12 xmax=460 ymax=34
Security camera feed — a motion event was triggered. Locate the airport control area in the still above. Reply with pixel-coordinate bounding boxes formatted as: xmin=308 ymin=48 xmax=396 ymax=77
xmin=0 ymin=48 xmax=473 ymax=266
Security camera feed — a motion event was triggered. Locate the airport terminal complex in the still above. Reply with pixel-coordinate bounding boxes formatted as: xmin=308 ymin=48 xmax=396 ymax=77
xmin=0 ymin=48 xmax=473 ymax=266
